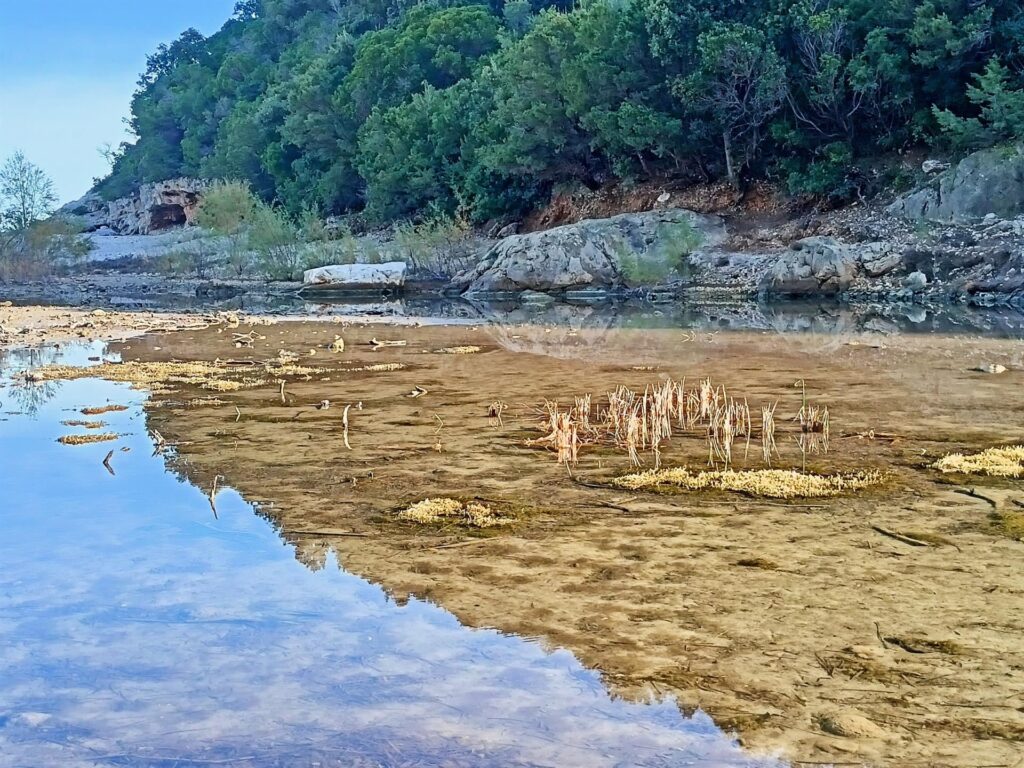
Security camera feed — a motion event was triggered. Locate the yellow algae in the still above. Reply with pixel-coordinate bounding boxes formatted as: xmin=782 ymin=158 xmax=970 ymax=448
xmin=58 ymin=433 xmax=119 ymax=446
xmin=612 ymin=467 xmax=881 ymax=499
xmin=933 ymin=445 xmax=1024 ymax=477
xmin=397 ymin=498 xmax=513 ymax=528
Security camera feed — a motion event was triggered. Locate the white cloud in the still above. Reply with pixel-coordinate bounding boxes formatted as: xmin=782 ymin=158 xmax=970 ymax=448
xmin=0 ymin=75 xmax=136 ymax=205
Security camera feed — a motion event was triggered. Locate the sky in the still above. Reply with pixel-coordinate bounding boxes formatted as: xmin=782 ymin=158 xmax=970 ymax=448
xmin=0 ymin=1 xmax=236 ymax=204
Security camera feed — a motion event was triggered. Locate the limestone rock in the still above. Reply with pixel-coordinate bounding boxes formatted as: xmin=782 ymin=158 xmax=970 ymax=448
xmin=889 ymin=147 xmax=1024 ymax=223
xmin=759 ymin=237 xmax=862 ymax=296
xmin=107 ymin=178 xmax=207 ymax=235
xmin=453 ymin=209 xmax=727 ymax=295
xmin=56 ymin=191 xmax=109 ymax=231
xmin=302 ymin=261 xmax=407 ymax=290
xmin=56 ymin=179 xmax=208 ymax=235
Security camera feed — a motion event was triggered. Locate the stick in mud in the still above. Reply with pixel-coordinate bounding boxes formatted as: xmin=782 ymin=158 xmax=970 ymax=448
xmin=343 ymin=405 xmax=353 ymax=450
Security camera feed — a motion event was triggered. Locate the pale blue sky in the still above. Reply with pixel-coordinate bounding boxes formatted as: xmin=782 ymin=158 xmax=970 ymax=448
xmin=0 ymin=1 xmax=236 ymax=203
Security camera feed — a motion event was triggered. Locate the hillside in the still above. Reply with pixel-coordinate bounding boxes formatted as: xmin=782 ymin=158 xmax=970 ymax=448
xmin=98 ymin=0 xmax=1024 ymax=226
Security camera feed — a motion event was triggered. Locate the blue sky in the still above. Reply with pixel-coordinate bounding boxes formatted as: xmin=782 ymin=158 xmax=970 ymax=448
xmin=0 ymin=1 xmax=236 ymax=203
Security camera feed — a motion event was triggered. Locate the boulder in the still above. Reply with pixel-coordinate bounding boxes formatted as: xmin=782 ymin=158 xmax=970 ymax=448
xmin=888 ymin=146 xmax=1024 ymax=223
xmin=453 ymin=209 xmax=727 ymax=295
xmin=904 ymin=271 xmax=928 ymax=291
xmin=759 ymin=237 xmax=861 ymax=296
xmin=859 ymin=247 xmax=902 ymax=278
xmin=302 ymin=261 xmax=407 ymax=291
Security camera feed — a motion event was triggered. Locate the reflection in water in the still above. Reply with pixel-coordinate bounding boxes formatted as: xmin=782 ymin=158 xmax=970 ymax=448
xmin=0 ymin=357 xmax=780 ymax=767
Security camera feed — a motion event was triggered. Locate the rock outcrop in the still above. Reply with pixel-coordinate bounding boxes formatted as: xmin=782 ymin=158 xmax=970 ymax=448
xmin=57 ymin=179 xmax=207 ymax=235
xmin=759 ymin=237 xmax=902 ymax=297
xmin=888 ymin=146 xmax=1024 ymax=223
xmin=453 ymin=209 xmax=727 ymax=295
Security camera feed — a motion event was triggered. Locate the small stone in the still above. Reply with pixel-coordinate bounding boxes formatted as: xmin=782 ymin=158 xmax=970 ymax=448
xmin=817 ymin=710 xmax=888 ymax=739
xmin=974 ymin=363 xmax=1007 ymax=374
xmin=903 ymin=271 xmax=928 ymax=291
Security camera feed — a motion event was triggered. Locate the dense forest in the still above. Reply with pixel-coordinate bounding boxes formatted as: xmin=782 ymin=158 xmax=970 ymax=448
xmin=99 ymin=0 xmax=1024 ymax=223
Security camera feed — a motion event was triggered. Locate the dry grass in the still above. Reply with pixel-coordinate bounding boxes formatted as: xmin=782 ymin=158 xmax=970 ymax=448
xmin=436 ymin=346 xmax=482 ymax=355
xmin=58 ymin=433 xmax=119 ymax=446
xmin=62 ymin=420 xmax=106 ymax=429
xmin=612 ymin=467 xmax=882 ymax=499
xmin=933 ymin=445 xmax=1024 ymax=477
xmin=397 ymin=498 xmax=513 ymax=528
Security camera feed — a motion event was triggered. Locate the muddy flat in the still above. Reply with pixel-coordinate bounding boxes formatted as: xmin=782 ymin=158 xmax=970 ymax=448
xmin=29 ymin=314 xmax=1024 ymax=767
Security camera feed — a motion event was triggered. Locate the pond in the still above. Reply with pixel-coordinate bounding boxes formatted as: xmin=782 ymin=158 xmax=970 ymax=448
xmin=0 ymin=341 xmax=779 ymax=767
xmin=2 ymin=301 xmax=1023 ymax=767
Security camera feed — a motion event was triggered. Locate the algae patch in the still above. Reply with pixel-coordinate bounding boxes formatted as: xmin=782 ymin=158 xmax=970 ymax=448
xmin=58 ymin=433 xmax=119 ymax=446
xmin=612 ymin=467 xmax=882 ymax=499
xmin=398 ymin=498 xmax=514 ymax=528
xmin=933 ymin=445 xmax=1024 ymax=477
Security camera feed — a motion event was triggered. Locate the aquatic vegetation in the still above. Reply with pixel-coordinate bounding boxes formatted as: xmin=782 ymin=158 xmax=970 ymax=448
xmin=81 ymin=404 xmax=128 ymax=416
xmin=397 ymin=498 xmax=513 ymax=528
xmin=933 ymin=445 xmax=1024 ymax=477
xmin=611 ymin=467 xmax=881 ymax=499
xmin=32 ymin=361 xmax=323 ymax=394
xmin=62 ymin=420 xmax=106 ymax=429
xmin=530 ymin=376 xmax=836 ymax=474
xmin=58 ymin=433 xmax=119 ymax=446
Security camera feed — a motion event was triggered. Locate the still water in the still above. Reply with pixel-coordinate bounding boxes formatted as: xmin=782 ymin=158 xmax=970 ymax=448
xmin=0 ymin=343 xmax=780 ymax=767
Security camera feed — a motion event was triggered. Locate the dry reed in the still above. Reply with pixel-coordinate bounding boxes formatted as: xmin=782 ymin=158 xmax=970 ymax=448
xmin=58 ymin=433 xmax=119 ymax=446
xmin=398 ymin=498 xmax=513 ymax=528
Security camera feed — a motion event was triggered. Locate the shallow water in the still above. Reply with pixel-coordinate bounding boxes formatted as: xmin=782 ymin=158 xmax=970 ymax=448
xmin=0 ymin=343 xmax=780 ymax=767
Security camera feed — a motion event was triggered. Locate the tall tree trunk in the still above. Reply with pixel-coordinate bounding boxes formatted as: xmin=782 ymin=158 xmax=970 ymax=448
xmin=723 ymin=130 xmax=738 ymax=190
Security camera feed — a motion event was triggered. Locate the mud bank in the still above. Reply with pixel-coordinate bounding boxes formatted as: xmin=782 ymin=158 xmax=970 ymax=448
xmin=30 ymin=317 xmax=1022 ymax=767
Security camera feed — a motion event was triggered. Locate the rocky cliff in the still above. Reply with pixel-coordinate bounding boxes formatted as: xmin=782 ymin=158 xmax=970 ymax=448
xmin=59 ymin=179 xmax=207 ymax=236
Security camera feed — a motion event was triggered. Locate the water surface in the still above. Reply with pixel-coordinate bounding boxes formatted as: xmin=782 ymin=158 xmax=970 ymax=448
xmin=0 ymin=343 xmax=778 ymax=767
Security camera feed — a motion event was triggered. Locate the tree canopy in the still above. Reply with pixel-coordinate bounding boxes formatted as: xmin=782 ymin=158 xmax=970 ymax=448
xmin=98 ymin=0 xmax=1024 ymax=219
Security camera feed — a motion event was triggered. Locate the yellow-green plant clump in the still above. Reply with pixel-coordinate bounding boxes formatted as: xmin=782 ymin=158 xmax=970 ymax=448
xmin=933 ymin=446 xmax=1024 ymax=477
xmin=397 ymin=498 xmax=513 ymax=528
xmin=612 ymin=467 xmax=882 ymax=499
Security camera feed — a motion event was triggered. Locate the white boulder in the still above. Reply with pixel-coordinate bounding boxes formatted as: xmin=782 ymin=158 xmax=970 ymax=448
xmin=302 ymin=261 xmax=408 ymax=290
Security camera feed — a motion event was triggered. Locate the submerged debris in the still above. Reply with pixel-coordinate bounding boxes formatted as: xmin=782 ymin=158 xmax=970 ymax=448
xmin=397 ymin=498 xmax=513 ymax=528
xmin=58 ymin=433 xmax=120 ymax=446
xmin=612 ymin=467 xmax=882 ymax=499
xmin=933 ymin=445 xmax=1024 ymax=477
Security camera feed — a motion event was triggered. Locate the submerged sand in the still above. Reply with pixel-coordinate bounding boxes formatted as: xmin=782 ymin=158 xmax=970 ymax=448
xmin=35 ymin=315 xmax=1024 ymax=767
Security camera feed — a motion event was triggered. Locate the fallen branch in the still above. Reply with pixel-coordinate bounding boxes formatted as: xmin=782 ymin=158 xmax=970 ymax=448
xmin=342 ymin=404 xmax=352 ymax=450
xmin=871 ymin=525 xmax=930 ymax=547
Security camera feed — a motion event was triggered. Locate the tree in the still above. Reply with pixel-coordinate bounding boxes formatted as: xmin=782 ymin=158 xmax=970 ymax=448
xmin=680 ymin=23 xmax=787 ymax=188
xmin=0 ymin=152 xmax=57 ymax=232
xmin=935 ymin=58 xmax=1024 ymax=149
